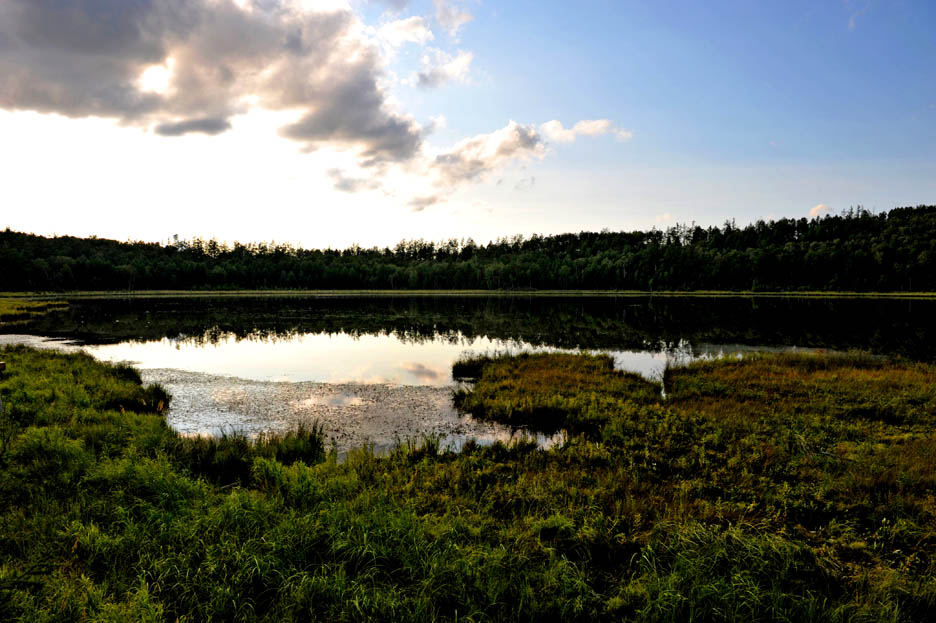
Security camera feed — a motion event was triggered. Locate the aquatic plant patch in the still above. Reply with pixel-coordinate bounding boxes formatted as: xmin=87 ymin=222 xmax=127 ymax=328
xmin=0 ymin=297 xmax=67 ymax=322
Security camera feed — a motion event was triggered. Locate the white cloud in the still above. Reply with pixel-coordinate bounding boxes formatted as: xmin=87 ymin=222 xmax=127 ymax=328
xmin=539 ymin=120 xmax=577 ymax=143
xmin=426 ymin=114 xmax=448 ymax=133
xmin=540 ymin=119 xmax=632 ymax=143
xmin=810 ymin=204 xmax=832 ymax=217
xmin=656 ymin=213 xmax=674 ymax=223
xmin=373 ymin=0 xmax=410 ymax=11
xmin=414 ymin=49 xmax=473 ymax=88
xmin=846 ymin=0 xmax=871 ymax=30
xmin=327 ymin=168 xmax=382 ymax=193
xmin=431 ymin=120 xmax=546 ymax=188
xmin=434 ymin=0 xmax=473 ymax=38
xmin=409 ymin=195 xmax=443 ymax=211
xmin=137 ymin=58 xmax=176 ymax=95
xmin=378 ymin=16 xmax=433 ymax=49
xmin=397 ymin=117 xmax=635 ymax=210
xmin=0 ymin=0 xmax=632 ymax=217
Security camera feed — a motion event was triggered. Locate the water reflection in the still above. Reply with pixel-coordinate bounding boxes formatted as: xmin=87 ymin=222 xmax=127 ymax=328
xmin=11 ymin=294 xmax=935 ymax=361
xmin=8 ymin=294 xmax=933 ymax=448
xmin=85 ymin=331 xmax=685 ymax=385
xmin=25 ymin=292 xmax=936 ymax=386
xmin=140 ymin=367 xmax=565 ymax=455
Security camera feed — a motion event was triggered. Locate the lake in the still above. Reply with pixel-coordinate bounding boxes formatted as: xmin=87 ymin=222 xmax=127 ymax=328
xmin=5 ymin=294 xmax=934 ymax=452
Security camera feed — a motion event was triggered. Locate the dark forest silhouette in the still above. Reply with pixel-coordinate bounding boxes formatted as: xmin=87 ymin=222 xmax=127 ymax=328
xmin=2 ymin=205 xmax=934 ymax=291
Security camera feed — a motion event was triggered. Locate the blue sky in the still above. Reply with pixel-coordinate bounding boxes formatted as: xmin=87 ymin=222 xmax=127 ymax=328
xmin=0 ymin=0 xmax=933 ymax=247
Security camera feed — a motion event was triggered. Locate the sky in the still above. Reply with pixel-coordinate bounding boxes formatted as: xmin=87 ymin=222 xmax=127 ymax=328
xmin=1 ymin=0 xmax=934 ymax=249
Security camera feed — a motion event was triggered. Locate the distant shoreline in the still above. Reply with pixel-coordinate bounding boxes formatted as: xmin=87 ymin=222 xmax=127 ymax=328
xmin=3 ymin=289 xmax=936 ymax=300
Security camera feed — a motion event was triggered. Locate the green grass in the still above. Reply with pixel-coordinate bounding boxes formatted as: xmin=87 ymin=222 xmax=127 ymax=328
xmin=2 ymin=346 xmax=936 ymax=620
xmin=453 ymin=352 xmax=660 ymax=433
xmin=7 ymin=289 xmax=936 ymax=300
xmin=0 ymin=297 xmax=68 ymax=321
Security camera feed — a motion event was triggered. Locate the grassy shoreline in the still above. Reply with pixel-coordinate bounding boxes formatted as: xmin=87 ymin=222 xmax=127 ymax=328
xmin=2 ymin=347 xmax=936 ymax=620
xmin=4 ymin=289 xmax=936 ymax=300
xmin=0 ymin=297 xmax=68 ymax=321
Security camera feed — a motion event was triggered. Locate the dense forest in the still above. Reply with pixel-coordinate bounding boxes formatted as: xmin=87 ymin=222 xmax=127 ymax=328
xmin=2 ymin=205 xmax=934 ymax=291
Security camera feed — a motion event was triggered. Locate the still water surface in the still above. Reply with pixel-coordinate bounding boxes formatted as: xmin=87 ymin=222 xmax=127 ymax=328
xmin=6 ymin=294 xmax=933 ymax=450
xmin=84 ymin=333 xmax=677 ymax=385
xmin=13 ymin=293 xmax=935 ymax=372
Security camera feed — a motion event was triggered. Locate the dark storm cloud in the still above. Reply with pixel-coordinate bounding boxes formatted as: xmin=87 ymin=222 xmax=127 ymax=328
xmin=0 ymin=0 xmax=424 ymax=164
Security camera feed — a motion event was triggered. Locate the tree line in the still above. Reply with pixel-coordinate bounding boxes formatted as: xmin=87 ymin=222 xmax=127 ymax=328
xmin=2 ymin=205 xmax=934 ymax=292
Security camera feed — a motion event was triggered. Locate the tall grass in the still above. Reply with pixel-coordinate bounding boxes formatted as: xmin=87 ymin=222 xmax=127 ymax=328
xmin=2 ymin=345 xmax=936 ymax=620
xmin=0 ymin=297 xmax=67 ymax=321
xmin=453 ymin=352 xmax=659 ymax=433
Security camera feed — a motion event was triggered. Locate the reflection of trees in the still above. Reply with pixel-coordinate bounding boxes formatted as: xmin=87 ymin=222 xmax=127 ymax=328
xmin=167 ymin=326 xmax=494 ymax=348
xmin=8 ymin=295 xmax=936 ymax=360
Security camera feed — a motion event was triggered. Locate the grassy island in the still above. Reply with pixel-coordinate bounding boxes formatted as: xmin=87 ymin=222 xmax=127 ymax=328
xmin=0 ymin=297 xmax=67 ymax=322
xmin=1 ymin=346 xmax=935 ymax=621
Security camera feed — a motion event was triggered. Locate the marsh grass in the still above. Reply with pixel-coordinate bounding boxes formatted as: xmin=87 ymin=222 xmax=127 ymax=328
xmin=0 ymin=297 xmax=67 ymax=322
xmin=47 ymin=290 xmax=936 ymax=299
xmin=168 ymin=423 xmax=326 ymax=487
xmin=453 ymin=352 xmax=659 ymax=433
xmin=2 ymin=345 xmax=936 ymax=620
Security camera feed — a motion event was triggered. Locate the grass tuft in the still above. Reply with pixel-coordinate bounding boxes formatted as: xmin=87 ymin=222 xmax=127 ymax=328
xmin=453 ymin=351 xmax=660 ymax=433
xmin=0 ymin=297 xmax=67 ymax=322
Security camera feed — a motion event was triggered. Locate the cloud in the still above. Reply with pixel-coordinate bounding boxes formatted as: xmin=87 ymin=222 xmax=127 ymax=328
xmin=276 ymin=57 xmax=424 ymax=166
xmin=434 ymin=0 xmax=473 ymax=38
xmin=656 ymin=213 xmax=674 ymax=223
xmin=425 ymin=114 xmax=447 ymax=134
xmin=539 ymin=121 xmax=576 ymax=143
xmin=0 ymin=0 xmax=424 ymax=165
xmin=810 ymin=204 xmax=832 ymax=218
xmin=846 ymin=0 xmax=871 ymax=30
xmin=409 ymin=195 xmax=442 ymax=211
xmin=155 ymin=116 xmax=232 ymax=137
xmin=327 ymin=168 xmax=382 ymax=193
xmin=540 ymin=119 xmax=633 ymax=143
xmin=378 ymin=16 xmax=433 ymax=49
xmin=415 ymin=49 xmax=473 ymax=88
xmin=410 ymin=116 xmax=631 ymax=205
xmin=399 ymin=362 xmax=442 ymax=381
xmin=0 ymin=1 xmax=632 ymax=212
xmin=374 ymin=0 xmax=410 ymax=11
xmin=431 ymin=120 xmax=546 ymax=187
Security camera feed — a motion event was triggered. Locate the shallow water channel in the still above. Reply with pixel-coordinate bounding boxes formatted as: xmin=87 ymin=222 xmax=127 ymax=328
xmin=5 ymin=294 xmax=934 ymax=454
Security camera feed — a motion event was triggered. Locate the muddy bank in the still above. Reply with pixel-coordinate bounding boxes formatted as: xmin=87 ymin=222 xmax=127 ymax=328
xmin=0 ymin=334 xmax=83 ymax=351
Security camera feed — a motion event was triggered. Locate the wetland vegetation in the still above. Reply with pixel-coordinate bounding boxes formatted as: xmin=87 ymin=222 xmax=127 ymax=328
xmin=0 ymin=297 xmax=67 ymax=323
xmin=2 ymin=345 xmax=936 ymax=621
